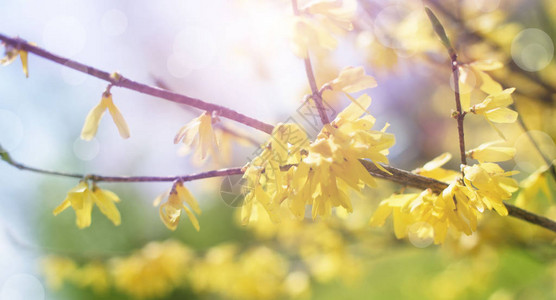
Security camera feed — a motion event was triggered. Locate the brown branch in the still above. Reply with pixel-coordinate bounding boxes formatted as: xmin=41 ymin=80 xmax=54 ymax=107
xmin=1 ymin=149 xmax=243 ymax=183
xmin=358 ymin=160 xmax=556 ymax=233
xmin=451 ymin=57 xmax=467 ymax=167
xmin=0 ymin=33 xmax=274 ymax=134
xmin=425 ymin=0 xmax=556 ymax=103
xmin=151 ymin=75 xmax=261 ymax=147
xmin=291 ymin=0 xmax=330 ymax=125
xmin=3 ymin=145 xmax=555 ymax=233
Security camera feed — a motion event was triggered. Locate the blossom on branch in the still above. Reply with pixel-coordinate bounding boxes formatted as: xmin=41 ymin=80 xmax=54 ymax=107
xmin=154 ymin=181 xmax=201 ymax=231
xmin=174 ymin=111 xmax=219 ymax=160
xmin=80 ymin=91 xmax=130 ymax=141
xmin=290 ymin=0 xmax=355 ymax=57
xmin=53 ymin=182 xmax=121 ymax=228
xmin=1 ymin=42 xmax=29 ymax=77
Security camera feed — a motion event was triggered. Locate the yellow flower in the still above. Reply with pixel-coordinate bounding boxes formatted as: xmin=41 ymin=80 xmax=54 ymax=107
xmin=41 ymin=255 xmax=77 ymax=289
xmin=413 ymin=152 xmax=460 ymax=183
xmin=154 ymin=181 xmax=201 ymax=231
xmin=470 ymin=88 xmax=518 ymax=139
xmin=74 ymin=262 xmax=110 ymax=294
xmin=53 ymin=182 xmax=121 ymax=228
xmin=111 ymin=240 xmax=193 ymax=299
xmin=174 ymin=111 xmax=219 ymax=160
xmin=81 ymin=91 xmax=130 ymax=141
xmin=290 ymin=0 xmax=355 ymax=58
xmin=1 ymin=44 xmax=29 ymax=77
xmin=242 ymin=93 xmax=395 ymax=223
xmin=371 ymin=185 xmax=480 ymax=244
xmin=190 ymin=245 xmax=288 ymax=300
xmin=330 ymin=66 xmax=377 ymax=93
xmin=515 ymin=164 xmax=553 ymax=209
xmin=458 ymin=60 xmax=504 ymax=111
xmin=463 ymin=163 xmax=519 ymax=216
xmin=467 ymin=141 xmax=516 ymax=163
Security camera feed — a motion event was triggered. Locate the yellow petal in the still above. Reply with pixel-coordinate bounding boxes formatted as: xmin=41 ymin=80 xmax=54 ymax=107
xmin=460 ymin=91 xmax=471 ymax=112
xmin=421 ymin=152 xmax=452 ymax=171
xmin=159 ymin=202 xmax=181 ymax=231
xmin=198 ymin=112 xmax=217 ymax=159
xmin=105 ymin=95 xmax=130 ymax=139
xmin=334 ymin=93 xmax=372 ymax=124
xmin=181 ymin=204 xmax=200 ymax=231
xmin=369 ymin=203 xmax=392 ymax=227
xmin=331 ymin=66 xmax=377 ymax=93
xmin=19 ymin=50 xmax=29 ymax=78
xmin=174 ymin=119 xmax=201 ymax=144
xmin=53 ymin=197 xmax=71 ymax=216
xmin=468 ymin=141 xmax=516 ymax=162
xmin=477 ymin=70 xmax=502 ymax=95
xmin=153 ymin=189 xmax=170 ymax=207
xmin=81 ymin=98 xmax=108 ymax=141
xmin=176 ymin=183 xmax=201 ymax=215
xmin=93 ymin=189 xmax=121 ymax=226
xmin=471 ymin=60 xmax=503 ymax=71
xmin=72 ymin=190 xmax=94 ymax=229
xmin=485 ymin=107 xmax=518 ymax=123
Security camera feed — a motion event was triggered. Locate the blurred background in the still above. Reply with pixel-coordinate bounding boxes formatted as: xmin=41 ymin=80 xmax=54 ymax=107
xmin=0 ymin=0 xmax=555 ymax=299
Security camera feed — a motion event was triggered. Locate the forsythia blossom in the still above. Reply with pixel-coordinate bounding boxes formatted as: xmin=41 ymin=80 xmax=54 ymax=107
xmin=290 ymin=0 xmax=355 ymax=57
xmin=516 ymin=164 xmax=554 ymax=210
xmin=174 ymin=111 xmax=219 ymax=160
xmin=330 ymin=66 xmax=377 ymax=93
xmin=81 ymin=91 xmax=130 ymax=141
xmin=53 ymin=181 xmax=121 ymax=228
xmin=470 ymin=88 xmax=517 ymax=139
xmin=371 ymin=153 xmax=518 ymax=244
xmin=154 ymin=181 xmax=202 ymax=231
xmin=111 ymin=240 xmax=194 ymax=299
xmin=1 ymin=42 xmax=29 ymax=77
xmin=242 ymin=67 xmax=393 ymax=223
xmin=467 ymin=141 xmax=516 ymax=163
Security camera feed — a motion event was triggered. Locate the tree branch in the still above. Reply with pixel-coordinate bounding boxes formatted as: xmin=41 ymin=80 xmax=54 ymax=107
xmin=2 ymin=146 xmax=555 ymax=233
xmin=291 ymin=0 xmax=330 ymax=125
xmin=0 ymin=33 xmax=274 ymax=134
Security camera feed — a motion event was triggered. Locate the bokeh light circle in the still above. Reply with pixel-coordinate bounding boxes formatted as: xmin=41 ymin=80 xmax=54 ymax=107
xmin=373 ymin=5 xmax=411 ymax=50
xmin=511 ymin=28 xmax=554 ymax=72
xmin=101 ymin=9 xmax=128 ymax=37
xmin=73 ymin=137 xmax=100 ymax=161
xmin=514 ymin=130 xmax=556 ymax=173
xmin=0 ymin=110 xmax=24 ymax=152
xmin=408 ymin=222 xmax=434 ymax=248
xmin=0 ymin=274 xmax=45 ymax=300
xmin=42 ymin=16 xmax=87 ymax=57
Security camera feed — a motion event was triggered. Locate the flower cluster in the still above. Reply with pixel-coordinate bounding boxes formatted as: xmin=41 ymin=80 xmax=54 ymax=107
xmin=371 ymin=146 xmax=519 ymax=244
xmin=41 ymin=240 xmax=311 ymax=300
xmin=242 ymin=67 xmax=394 ymax=223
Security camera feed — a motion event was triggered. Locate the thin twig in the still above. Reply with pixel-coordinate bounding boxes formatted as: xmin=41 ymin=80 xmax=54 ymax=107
xmin=451 ymin=56 xmax=467 ymax=167
xmin=425 ymin=8 xmax=467 ymax=169
xmin=513 ymin=107 xmax=556 ymax=179
xmin=0 ymin=33 xmax=274 ymax=134
xmin=425 ymin=0 xmax=556 ymax=103
xmin=291 ymin=0 xmax=330 ymax=125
